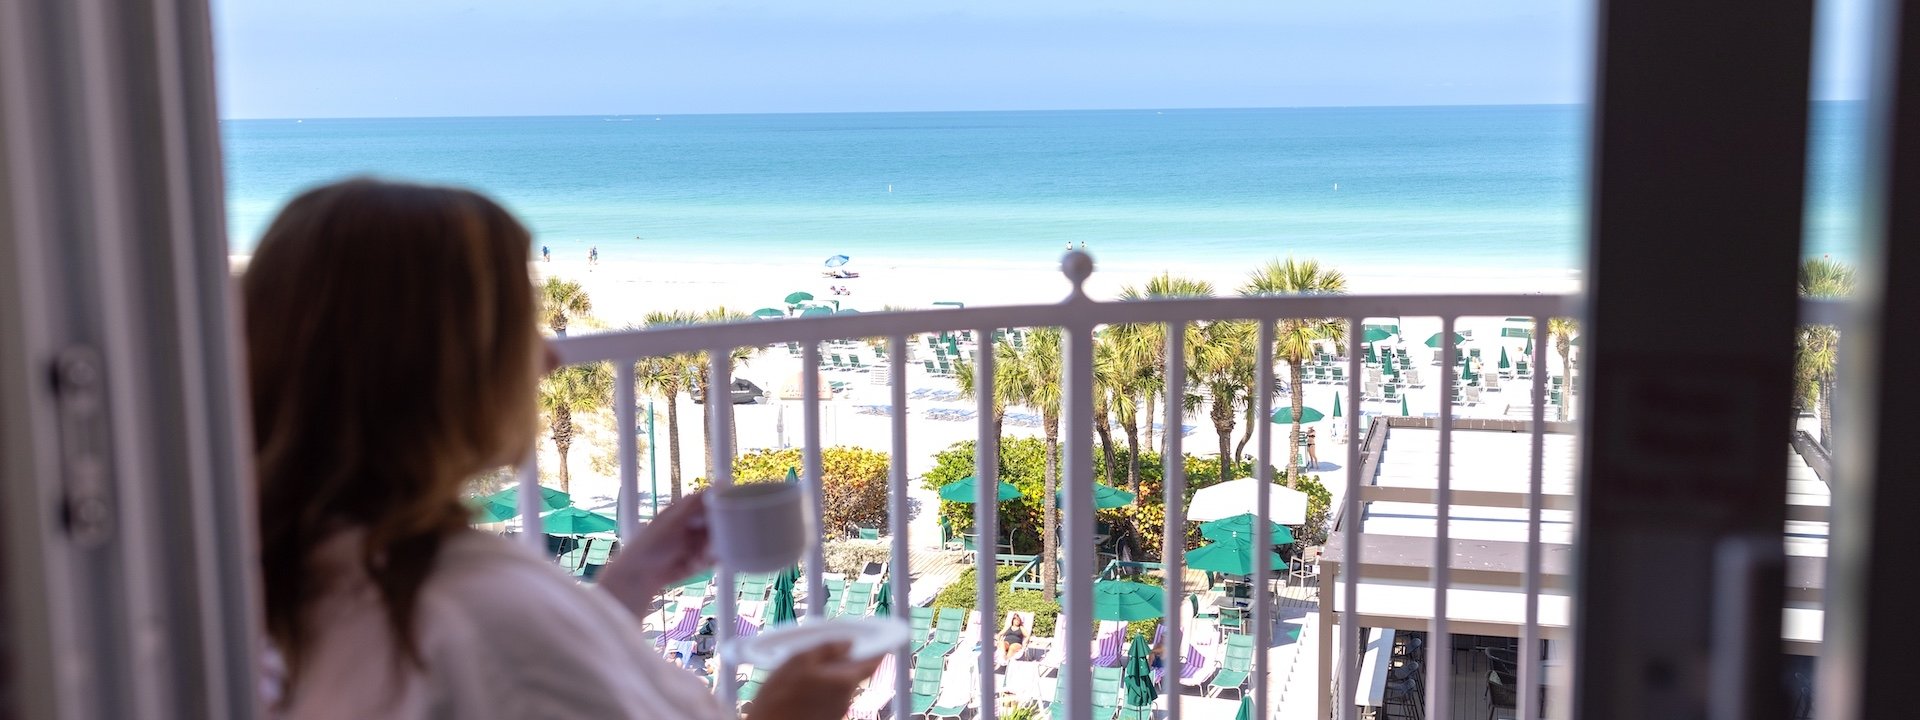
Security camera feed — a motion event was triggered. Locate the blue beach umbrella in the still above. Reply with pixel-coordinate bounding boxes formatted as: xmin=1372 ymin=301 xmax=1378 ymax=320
xmin=825 ymin=254 xmax=851 ymax=268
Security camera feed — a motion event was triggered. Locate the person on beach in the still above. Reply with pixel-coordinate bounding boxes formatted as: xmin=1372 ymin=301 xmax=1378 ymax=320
xmin=1306 ymin=428 xmax=1319 ymax=468
xmin=243 ymin=179 xmax=878 ymax=720
xmin=588 ymin=245 xmax=599 ymax=267
xmin=541 ymin=245 xmax=550 ymax=262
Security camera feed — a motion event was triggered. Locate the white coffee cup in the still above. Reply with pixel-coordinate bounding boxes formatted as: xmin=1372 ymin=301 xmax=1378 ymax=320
xmin=706 ymin=482 xmax=811 ymax=573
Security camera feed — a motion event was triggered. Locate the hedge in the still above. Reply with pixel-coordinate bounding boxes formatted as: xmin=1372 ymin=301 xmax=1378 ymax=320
xmin=719 ymin=446 xmax=890 ymax=535
xmin=931 ymin=566 xmax=1160 ymax=641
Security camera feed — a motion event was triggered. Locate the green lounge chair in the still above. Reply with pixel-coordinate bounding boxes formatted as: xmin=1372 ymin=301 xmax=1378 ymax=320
xmin=737 ymin=667 xmax=772 ymax=704
xmin=1091 ymin=674 xmax=1123 ymax=720
xmin=909 ymin=607 xmax=935 ymax=649
xmin=921 ymin=608 xmax=965 ymax=656
xmin=910 ymin=665 xmax=945 ymax=716
xmin=850 ymin=356 xmax=868 ymax=372
xmin=840 ymin=582 xmax=873 ymax=618
xmin=821 ymin=578 xmax=845 ymax=617
xmin=1207 ymin=634 xmax=1257 ymax=698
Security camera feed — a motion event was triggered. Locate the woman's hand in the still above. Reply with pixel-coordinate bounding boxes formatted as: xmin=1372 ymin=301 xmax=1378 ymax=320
xmin=750 ymin=643 xmax=885 ymax=720
xmin=598 ymin=491 xmax=712 ymax=616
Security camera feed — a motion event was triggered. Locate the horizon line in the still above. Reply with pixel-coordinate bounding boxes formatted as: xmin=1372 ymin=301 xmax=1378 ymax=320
xmin=221 ymin=100 xmax=1606 ymax=122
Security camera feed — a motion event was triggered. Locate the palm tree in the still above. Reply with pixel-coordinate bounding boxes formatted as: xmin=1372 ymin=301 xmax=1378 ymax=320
xmin=1193 ymin=319 xmax=1255 ymax=483
xmin=638 ymin=311 xmax=700 ymax=499
xmin=539 ymin=361 xmax=613 ymax=492
xmin=1242 ymin=258 xmax=1349 ymax=484
xmin=1093 ymin=336 xmax=1121 ymax=488
xmin=954 ymin=338 xmax=1028 ymax=450
xmin=1797 ymin=257 xmax=1855 ymax=445
xmin=691 ymin=307 xmax=754 ymax=480
xmin=1548 ymin=318 xmax=1579 ymax=420
xmin=1113 ymin=274 xmax=1215 ymax=452
xmin=540 ymin=277 xmax=593 ymax=337
xmin=1023 ymin=328 xmax=1064 ymax=600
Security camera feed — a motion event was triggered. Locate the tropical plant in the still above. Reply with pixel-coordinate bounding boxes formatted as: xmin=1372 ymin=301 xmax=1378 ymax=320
xmin=731 ymin=447 xmax=891 ymax=534
xmin=1023 ymin=328 xmax=1064 ymax=600
xmin=1796 ymin=257 xmax=1855 ymax=445
xmin=691 ymin=307 xmax=754 ymax=479
xmin=538 ymin=361 xmax=613 ymax=492
xmin=638 ymin=312 xmax=700 ymax=499
xmin=1242 ymin=258 xmax=1349 ymax=484
xmin=954 ymin=338 xmax=1030 ymax=451
xmin=1192 ymin=319 xmax=1255 ymax=484
xmin=540 ymin=276 xmax=593 ymax=337
xmin=1548 ymin=317 xmax=1579 ymax=420
xmin=1113 ymin=274 xmax=1215 ymax=452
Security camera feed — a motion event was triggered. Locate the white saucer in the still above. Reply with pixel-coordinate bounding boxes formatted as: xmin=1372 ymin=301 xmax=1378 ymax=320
xmin=725 ymin=617 xmax=910 ymax=668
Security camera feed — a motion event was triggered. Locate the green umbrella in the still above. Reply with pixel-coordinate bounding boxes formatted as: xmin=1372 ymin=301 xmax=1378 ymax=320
xmin=1400 ymin=395 xmax=1411 ymax=416
xmin=1056 ymin=483 xmax=1136 ymax=509
xmin=784 ymin=291 xmax=814 ymax=305
xmin=1185 ymin=538 xmax=1288 ymax=576
xmin=800 ymin=306 xmax=834 ymax=317
xmin=1198 ymin=513 xmax=1296 ymax=545
xmin=1270 ymin=406 xmax=1325 ymax=424
xmin=769 ymin=566 xmax=798 ymax=625
xmin=1523 ymin=337 xmax=1534 ymax=356
xmin=471 ymin=485 xmax=570 ymax=523
xmin=1362 ymin=326 xmax=1394 ymax=343
xmin=1424 ymin=332 xmax=1467 ymax=349
xmin=874 ymin=579 xmax=892 ymax=616
xmin=1090 ymin=580 xmax=1165 ymax=621
xmin=1123 ymin=633 xmax=1158 ymax=707
xmin=940 ymin=475 xmax=1022 ymax=503
xmin=751 ymin=307 xmax=785 ymax=319
xmin=1364 ymin=344 xmax=1379 ymax=364
xmin=785 ymin=467 xmax=800 ymax=484
xmin=541 ymin=506 xmax=619 ymax=535
xmin=1332 ymin=392 xmax=1343 ymax=419
xmin=1235 ymin=695 xmax=1255 ymax=720
xmin=1498 ymin=346 xmax=1512 ymax=370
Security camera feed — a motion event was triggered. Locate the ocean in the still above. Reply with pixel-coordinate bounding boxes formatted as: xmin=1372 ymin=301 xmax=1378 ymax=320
xmin=222 ymin=103 xmax=1863 ymax=273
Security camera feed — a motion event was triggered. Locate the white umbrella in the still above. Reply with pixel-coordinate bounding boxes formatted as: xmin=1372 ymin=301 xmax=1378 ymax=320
xmin=1186 ymin=478 xmax=1308 ymax=525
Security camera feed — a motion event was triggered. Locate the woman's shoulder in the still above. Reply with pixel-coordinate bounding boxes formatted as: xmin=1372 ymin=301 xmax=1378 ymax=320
xmin=423 ymin=530 xmax=599 ymax=616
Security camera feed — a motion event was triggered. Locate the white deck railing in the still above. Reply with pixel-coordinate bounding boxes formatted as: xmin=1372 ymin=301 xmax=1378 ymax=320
xmin=527 ymin=252 xmax=1578 ymax=720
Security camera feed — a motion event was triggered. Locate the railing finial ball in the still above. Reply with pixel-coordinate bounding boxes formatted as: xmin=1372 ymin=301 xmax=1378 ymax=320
xmin=1061 ymin=250 xmax=1094 ymax=297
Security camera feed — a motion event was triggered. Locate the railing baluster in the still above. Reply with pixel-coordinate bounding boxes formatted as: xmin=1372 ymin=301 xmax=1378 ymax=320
xmin=1163 ymin=322 xmax=1187 ymax=720
xmin=888 ymin=333 xmax=911 ymax=720
xmin=616 ymin=361 xmax=639 ymax=542
xmin=803 ymin=343 xmax=826 ymax=622
xmin=708 ymin=349 xmax=739 ymax=708
xmin=1520 ymin=317 xmax=1549 ymax=720
xmin=1428 ymin=318 xmax=1456 ymax=717
xmin=974 ymin=326 xmax=999 ymax=720
xmin=1253 ymin=319 xmax=1274 ymax=720
xmin=1063 ymin=318 xmax=1095 ymax=720
xmin=1339 ymin=317 xmax=1363 ymax=720
xmin=516 ymin=456 xmax=543 ymax=550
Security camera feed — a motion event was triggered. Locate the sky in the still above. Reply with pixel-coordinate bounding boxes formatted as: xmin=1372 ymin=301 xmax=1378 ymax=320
xmin=212 ymin=0 xmax=1872 ymax=119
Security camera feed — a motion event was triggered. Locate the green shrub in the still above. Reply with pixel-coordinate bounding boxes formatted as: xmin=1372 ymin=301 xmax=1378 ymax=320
xmin=719 ymin=446 xmax=890 ymax=534
xmin=931 ymin=566 xmax=1165 ymax=641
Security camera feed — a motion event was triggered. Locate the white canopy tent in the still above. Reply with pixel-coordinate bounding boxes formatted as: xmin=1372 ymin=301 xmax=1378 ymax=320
xmin=1186 ymin=478 xmax=1309 ymax=525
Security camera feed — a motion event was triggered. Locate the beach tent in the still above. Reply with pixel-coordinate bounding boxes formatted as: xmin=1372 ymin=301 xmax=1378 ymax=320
xmin=1187 ymin=479 xmax=1308 ymax=524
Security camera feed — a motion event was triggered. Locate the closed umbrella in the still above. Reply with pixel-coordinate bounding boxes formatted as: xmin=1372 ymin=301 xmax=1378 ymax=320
xmin=1498 ymin=346 xmax=1512 ymax=370
xmin=1523 ymin=337 xmax=1534 ymax=356
xmin=1090 ymin=580 xmax=1165 ymax=621
xmin=785 ymin=467 xmax=800 ymax=484
xmin=784 ymin=291 xmax=814 ymax=306
xmin=1235 ymin=695 xmax=1255 ymax=720
xmin=1424 ymin=332 xmax=1467 ymax=349
xmin=940 ymin=475 xmax=1022 ymax=503
xmin=1186 ymin=538 xmax=1287 ymax=576
xmin=1401 ymin=395 xmax=1411 ymax=416
xmin=769 ymin=566 xmax=798 ymax=625
xmin=1198 ymin=513 xmax=1296 ymax=545
xmin=874 ymin=579 xmax=892 ymax=616
xmin=1056 ymin=483 xmax=1136 ymax=509
xmin=541 ymin=506 xmax=619 ymax=535
xmin=1123 ymin=633 xmax=1158 ymax=708
xmin=1270 ymin=406 xmax=1325 ymax=424
xmin=1332 ymin=392 xmax=1343 ymax=419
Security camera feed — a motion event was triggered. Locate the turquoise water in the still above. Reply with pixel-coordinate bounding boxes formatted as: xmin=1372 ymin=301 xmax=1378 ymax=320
xmin=222 ymin=103 xmax=1862 ymax=271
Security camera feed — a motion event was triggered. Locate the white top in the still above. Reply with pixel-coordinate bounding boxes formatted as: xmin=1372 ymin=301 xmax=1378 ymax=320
xmin=276 ymin=529 xmax=730 ymax=720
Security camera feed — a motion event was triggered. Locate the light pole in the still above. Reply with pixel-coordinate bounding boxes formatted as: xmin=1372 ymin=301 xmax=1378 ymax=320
xmin=647 ymin=400 xmax=659 ymax=518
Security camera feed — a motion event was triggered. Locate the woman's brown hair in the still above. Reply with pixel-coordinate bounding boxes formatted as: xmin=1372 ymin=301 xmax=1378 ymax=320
xmin=243 ymin=179 xmax=541 ymax=698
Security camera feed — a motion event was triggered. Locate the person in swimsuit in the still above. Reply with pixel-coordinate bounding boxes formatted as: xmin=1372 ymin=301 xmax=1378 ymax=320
xmin=1306 ymin=427 xmax=1319 ymax=468
xmin=997 ymin=614 xmax=1028 ymax=662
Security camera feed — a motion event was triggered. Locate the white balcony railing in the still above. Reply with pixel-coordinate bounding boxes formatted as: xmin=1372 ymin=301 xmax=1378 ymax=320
xmin=528 ymin=252 xmax=1578 ymax=720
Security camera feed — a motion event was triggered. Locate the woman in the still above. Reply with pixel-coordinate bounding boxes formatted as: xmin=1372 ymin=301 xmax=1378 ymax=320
xmin=997 ymin=613 xmax=1028 ymax=663
xmin=1305 ymin=427 xmax=1319 ymax=468
xmin=246 ymin=179 xmax=878 ymax=719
